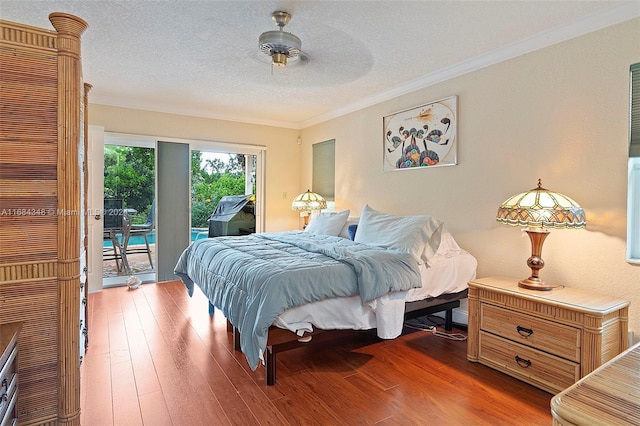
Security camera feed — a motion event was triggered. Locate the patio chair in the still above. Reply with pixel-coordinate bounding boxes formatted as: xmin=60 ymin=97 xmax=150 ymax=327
xmin=122 ymin=203 xmax=154 ymax=269
xmin=103 ymin=198 xmax=128 ymax=273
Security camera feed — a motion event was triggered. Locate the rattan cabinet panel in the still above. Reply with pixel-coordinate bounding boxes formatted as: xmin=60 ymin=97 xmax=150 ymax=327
xmin=0 ymin=14 xmax=87 ymax=425
xmin=551 ymin=342 xmax=640 ymax=425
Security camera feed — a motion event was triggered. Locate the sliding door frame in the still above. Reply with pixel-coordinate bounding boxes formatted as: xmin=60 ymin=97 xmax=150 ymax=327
xmin=90 ymin=130 xmax=266 ymax=289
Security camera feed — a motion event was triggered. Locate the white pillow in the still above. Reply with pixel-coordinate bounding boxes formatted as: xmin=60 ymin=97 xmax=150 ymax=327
xmin=304 ymin=209 xmax=350 ymax=236
xmin=426 ymin=229 xmax=462 ymax=266
xmin=436 ymin=229 xmax=461 ymax=255
xmin=354 ymin=205 xmax=443 ymax=263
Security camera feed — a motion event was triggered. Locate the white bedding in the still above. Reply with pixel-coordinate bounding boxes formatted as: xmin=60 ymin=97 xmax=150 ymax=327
xmin=273 ymin=246 xmax=477 ymax=339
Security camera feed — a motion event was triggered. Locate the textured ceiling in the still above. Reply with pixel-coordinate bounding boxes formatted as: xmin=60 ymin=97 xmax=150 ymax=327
xmin=1 ymin=1 xmax=639 ymax=129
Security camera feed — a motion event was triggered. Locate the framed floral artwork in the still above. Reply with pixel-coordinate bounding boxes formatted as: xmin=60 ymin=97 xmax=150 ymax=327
xmin=383 ymin=95 xmax=457 ymax=171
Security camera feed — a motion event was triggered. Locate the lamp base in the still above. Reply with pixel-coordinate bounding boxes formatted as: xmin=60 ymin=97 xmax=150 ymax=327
xmin=518 ymin=277 xmax=553 ymax=291
xmin=519 ymin=229 xmax=553 ymax=291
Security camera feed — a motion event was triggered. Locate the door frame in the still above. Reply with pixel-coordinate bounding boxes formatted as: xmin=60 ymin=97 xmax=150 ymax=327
xmin=87 ymin=125 xmax=104 ymax=293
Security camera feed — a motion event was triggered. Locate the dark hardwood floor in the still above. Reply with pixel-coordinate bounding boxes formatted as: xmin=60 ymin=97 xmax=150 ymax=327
xmin=80 ymin=280 xmax=553 ymax=425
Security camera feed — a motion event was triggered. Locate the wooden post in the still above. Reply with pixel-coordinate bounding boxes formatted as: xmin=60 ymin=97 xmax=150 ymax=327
xmin=49 ymin=13 xmax=88 ymax=426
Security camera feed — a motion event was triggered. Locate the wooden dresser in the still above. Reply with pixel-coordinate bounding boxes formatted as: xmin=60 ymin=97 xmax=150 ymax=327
xmin=0 ymin=323 xmax=22 ymax=426
xmin=467 ymin=276 xmax=629 ymax=394
xmin=551 ymin=342 xmax=640 ymax=425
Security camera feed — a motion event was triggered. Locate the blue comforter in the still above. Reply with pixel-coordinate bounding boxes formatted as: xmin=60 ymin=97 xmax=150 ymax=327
xmin=174 ymin=231 xmax=421 ymax=370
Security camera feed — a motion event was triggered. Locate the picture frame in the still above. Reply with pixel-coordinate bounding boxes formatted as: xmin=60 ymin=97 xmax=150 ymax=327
xmin=383 ymin=95 xmax=457 ymax=171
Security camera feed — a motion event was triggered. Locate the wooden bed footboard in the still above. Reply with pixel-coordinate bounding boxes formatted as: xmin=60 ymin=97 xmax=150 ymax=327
xmin=218 ymin=289 xmax=469 ymax=385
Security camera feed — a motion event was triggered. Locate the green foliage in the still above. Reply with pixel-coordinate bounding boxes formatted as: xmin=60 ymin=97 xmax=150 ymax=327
xmin=191 ymin=200 xmax=213 ymax=230
xmin=190 ymin=152 xmax=247 ymax=228
xmin=105 ymin=148 xmax=249 ymax=229
xmin=104 ymin=145 xmax=154 ymax=223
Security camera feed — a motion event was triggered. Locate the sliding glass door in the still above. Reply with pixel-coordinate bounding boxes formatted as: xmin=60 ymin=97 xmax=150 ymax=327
xmin=102 ymin=137 xmax=156 ymax=287
xmin=191 ymin=151 xmax=258 ymax=238
xmin=88 ymin=130 xmax=266 ymax=289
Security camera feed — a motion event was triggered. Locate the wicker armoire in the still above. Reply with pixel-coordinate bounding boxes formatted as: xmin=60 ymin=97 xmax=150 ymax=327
xmin=0 ymin=13 xmax=89 ymax=426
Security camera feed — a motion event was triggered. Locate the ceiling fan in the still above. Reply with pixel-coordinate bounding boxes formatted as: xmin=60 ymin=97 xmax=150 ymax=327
xmin=258 ymin=11 xmax=302 ymax=68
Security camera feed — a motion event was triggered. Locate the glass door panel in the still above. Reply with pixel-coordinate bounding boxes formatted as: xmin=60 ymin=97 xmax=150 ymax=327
xmin=103 ymin=143 xmax=155 ymax=286
xmin=191 ymin=151 xmax=258 ymax=238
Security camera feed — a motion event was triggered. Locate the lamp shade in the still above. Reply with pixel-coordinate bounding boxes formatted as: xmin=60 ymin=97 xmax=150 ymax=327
xmin=291 ymin=189 xmax=327 ymax=211
xmin=496 ymin=179 xmax=586 ymax=229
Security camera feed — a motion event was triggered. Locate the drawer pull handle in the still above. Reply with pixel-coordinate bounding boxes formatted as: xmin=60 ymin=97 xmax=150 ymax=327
xmin=515 ymin=355 xmax=532 ymax=368
xmin=516 ymin=325 xmax=534 ymax=337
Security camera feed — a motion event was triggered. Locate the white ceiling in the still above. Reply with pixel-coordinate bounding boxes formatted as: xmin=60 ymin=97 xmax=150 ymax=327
xmin=1 ymin=1 xmax=639 ymax=129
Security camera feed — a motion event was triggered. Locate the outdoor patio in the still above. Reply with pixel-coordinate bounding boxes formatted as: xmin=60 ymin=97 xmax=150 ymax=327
xmin=103 ymin=244 xmax=155 ymax=278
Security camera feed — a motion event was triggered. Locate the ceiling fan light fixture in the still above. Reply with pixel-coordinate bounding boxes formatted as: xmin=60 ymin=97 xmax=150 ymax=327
xmin=258 ymin=11 xmax=301 ymax=67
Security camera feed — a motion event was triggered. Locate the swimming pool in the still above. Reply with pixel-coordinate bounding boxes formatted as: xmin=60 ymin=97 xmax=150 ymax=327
xmin=103 ymin=228 xmax=208 ymax=247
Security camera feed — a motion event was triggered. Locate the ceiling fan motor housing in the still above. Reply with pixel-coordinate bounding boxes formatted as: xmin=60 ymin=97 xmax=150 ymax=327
xmin=258 ymin=11 xmax=301 ymax=66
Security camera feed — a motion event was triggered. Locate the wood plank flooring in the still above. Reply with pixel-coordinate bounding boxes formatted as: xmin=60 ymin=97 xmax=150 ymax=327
xmin=80 ymin=280 xmax=553 ymax=425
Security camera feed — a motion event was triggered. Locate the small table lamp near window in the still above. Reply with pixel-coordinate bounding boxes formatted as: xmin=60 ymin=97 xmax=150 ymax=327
xmin=496 ymin=179 xmax=586 ymax=291
xmin=291 ymin=189 xmax=327 ymax=227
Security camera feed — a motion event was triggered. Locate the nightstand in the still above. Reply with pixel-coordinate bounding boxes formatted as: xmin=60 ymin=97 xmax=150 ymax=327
xmin=467 ymin=276 xmax=629 ymax=394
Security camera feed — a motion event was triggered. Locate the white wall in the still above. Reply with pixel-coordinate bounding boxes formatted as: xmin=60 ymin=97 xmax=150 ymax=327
xmin=300 ymin=19 xmax=640 ymax=339
xmin=88 ymin=105 xmax=301 ymax=232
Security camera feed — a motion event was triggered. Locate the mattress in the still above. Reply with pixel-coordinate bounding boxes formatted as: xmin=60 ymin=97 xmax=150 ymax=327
xmin=175 ymin=231 xmax=425 ymax=370
xmin=274 ymin=248 xmax=477 ymax=339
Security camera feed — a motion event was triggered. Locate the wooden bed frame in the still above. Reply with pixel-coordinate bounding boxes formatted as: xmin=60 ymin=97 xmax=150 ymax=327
xmin=216 ymin=289 xmax=468 ymax=385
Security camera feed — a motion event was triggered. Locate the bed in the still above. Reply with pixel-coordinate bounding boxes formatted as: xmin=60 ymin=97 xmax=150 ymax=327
xmin=174 ymin=205 xmax=477 ymax=384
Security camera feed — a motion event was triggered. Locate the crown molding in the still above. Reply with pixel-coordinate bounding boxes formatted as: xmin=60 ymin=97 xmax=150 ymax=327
xmin=299 ymin=2 xmax=640 ymax=129
xmin=90 ymin=99 xmax=302 ymax=129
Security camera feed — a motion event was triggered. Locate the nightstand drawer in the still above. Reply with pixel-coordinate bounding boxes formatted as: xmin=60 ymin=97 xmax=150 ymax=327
xmin=480 ymin=304 xmax=581 ymax=362
xmin=479 ymin=331 xmax=579 ymax=394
